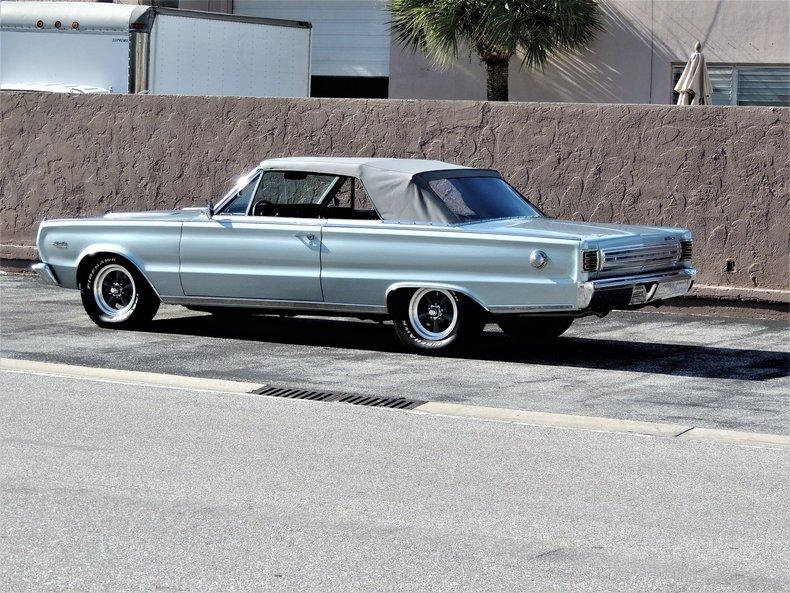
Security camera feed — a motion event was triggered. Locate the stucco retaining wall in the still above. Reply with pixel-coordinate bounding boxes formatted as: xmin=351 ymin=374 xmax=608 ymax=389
xmin=1 ymin=92 xmax=787 ymax=299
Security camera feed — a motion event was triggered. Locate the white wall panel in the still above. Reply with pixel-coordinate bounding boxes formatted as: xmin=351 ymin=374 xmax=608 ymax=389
xmin=149 ymin=13 xmax=311 ymax=97
xmin=234 ymin=0 xmax=390 ymax=77
xmin=0 ymin=30 xmax=130 ymax=93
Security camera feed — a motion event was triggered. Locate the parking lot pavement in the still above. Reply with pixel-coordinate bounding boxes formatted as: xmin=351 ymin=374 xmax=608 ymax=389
xmin=1 ymin=274 xmax=788 ymax=434
xmin=1 ymin=370 xmax=787 ymax=593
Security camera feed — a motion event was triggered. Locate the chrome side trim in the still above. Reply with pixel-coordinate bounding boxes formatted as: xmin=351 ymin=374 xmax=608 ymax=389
xmin=166 ymin=294 xmax=574 ymax=316
xmin=488 ymin=304 xmax=576 ymax=313
xmin=31 ymin=263 xmax=59 ymax=287
xmin=162 ymin=295 xmax=387 ymax=315
xmin=591 ymin=268 xmax=697 ymax=290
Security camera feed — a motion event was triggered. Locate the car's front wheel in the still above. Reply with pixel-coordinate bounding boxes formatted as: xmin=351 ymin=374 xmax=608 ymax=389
xmin=393 ymin=288 xmax=483 ymax=352
xmin=496 ymin=316 xmax=574 ymax=340
xmin=81 ymin=256 xmax=159 ymax=329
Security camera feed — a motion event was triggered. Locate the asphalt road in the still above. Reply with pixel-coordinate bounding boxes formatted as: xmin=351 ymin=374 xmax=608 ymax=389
xmin=1 ymin=370 xmax=787 ymax=593
xmin=2 ymin=274 xmax=788 ymax=434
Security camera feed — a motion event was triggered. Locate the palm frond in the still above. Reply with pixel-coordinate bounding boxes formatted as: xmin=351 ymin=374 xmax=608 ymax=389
xmin=390 ymin=0 xmax=603 ymax=71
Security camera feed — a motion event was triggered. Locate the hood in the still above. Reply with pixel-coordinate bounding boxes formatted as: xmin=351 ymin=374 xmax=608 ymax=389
xmin=462 ymin=217 xmax=688 ymax=244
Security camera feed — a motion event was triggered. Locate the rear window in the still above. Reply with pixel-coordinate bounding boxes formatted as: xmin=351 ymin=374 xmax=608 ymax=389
xmin=427 ymin=176 xmax=542 ymax=223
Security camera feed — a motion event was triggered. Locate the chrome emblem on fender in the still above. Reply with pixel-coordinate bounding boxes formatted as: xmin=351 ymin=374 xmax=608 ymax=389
xmin=52 ymin=241 xmax=69 ymax=249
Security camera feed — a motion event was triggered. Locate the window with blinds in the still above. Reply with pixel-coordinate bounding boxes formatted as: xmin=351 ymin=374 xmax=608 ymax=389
xmin=738 ymin=68 xmax=790 ymax=106
xmin=671 ymin=65 xmax=790 ymax=106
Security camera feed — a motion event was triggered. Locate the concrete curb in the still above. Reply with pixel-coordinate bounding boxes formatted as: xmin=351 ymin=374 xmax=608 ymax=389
xmin=677 ymin=427 xmax=790 ymax=448
xmin=0 ymin=358 xmax=264 ymax=395
xmin=3 ymin=358 xmax=787 ymax=449
xmin=414 ymin=402 xmax=789 ymax=448
xmin=0 ymin=244 xmax=37 ymax=261
xmin=693 ymin=284 xmax=790 ymax=305
xmin=414 ymin=401 xmax=688 ymax=438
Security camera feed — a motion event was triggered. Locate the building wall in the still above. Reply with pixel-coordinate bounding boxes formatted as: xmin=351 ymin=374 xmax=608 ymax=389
xmin=389 ymin=0 xmax=790 ymax=103
xmin=233 ymin=0 xmax=390 ymax=77
xmin=1 ymin=92 xmax=787 ymax=299
xmin=178 ymin=1 xmax=232 ymax=12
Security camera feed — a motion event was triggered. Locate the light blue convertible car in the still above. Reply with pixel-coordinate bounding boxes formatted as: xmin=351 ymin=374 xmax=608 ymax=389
xmin=34 ymin=157 xmax=696 ymax=351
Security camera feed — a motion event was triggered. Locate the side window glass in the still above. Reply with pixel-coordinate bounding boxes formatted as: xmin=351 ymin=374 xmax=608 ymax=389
xmin=332 ymin=177 xmax=353 ymax=208
xmin=219 ymin=174 xmax=259 ymax=215
xmin=251 ymin=171 xmax=337 ymax=217
xmin=354 ymin=180 xmax=376 ymax=212
xmin=325 ymin=177 xmax=379 ymax=220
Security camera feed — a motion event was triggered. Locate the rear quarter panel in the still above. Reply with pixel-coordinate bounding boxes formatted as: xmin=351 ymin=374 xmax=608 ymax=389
xmin=320 ymin=221 xmax=580 ymax=311
xmin=37 ymin=220 xmax=183 ymax=296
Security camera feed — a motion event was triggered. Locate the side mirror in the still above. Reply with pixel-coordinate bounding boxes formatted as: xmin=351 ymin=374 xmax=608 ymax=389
xmin=206 ymin=201 xmax=214 ymax=219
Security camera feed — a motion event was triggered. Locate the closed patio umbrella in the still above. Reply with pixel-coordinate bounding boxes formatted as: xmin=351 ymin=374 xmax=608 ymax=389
xmin=675 ymin=42 xmax=712 ymax=105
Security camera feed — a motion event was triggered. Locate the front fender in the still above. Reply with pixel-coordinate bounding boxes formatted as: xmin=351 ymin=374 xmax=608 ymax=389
xmin=75 ymin=244 xmax=162 ymax=298
xmin=77 ymin=243 xmax=147 ymax=276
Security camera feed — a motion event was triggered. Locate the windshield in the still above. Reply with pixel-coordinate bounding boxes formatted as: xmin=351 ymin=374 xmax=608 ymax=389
xmin=427 ymin=176 xmax=542 ymax=223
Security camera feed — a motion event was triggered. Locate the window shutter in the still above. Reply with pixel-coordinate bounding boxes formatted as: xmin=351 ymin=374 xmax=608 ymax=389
xmin=737 ymin=67 xmax=790 ymax=106
xmin=708 ymin=67 xmax=733 ymax=105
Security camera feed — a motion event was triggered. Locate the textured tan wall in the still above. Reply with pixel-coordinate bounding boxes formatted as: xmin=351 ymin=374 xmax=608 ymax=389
xmin=1 ymin=92 xmax=788 ymax=294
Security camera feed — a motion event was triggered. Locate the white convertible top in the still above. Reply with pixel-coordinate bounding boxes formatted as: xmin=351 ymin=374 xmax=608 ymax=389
xmin=259 ymin=157 xmax=481 ymax=223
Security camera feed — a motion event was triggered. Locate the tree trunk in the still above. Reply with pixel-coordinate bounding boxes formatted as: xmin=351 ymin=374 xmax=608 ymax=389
xmin=484 ymin=58 xmax=510 ymax=101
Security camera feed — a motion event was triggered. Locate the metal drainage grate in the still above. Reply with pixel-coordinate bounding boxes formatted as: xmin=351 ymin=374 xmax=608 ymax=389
xmin=251 ymin=386 xmax=337 ymax=401
xmin=250 ymin=385 xmax=423 ymax=410
xmin=335 ymin=393 xmax=423 ymax=409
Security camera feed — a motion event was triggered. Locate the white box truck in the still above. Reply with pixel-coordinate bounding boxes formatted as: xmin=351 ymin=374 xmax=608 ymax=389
xmin=0 ymin=1 xmax=311 ymax=97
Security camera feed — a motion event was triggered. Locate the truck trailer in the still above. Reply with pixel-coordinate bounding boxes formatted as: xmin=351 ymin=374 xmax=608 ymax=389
xmin=0 ymin=1 xmax=312 ymax=97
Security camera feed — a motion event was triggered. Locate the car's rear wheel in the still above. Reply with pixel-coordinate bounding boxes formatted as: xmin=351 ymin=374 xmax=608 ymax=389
xmin=496 ymin=316 xmax=574 ymax=340
xmin=81 ymin=256 xmax=159 ymax=329
xmin=393 ymin=288 xmax=483 ymax=352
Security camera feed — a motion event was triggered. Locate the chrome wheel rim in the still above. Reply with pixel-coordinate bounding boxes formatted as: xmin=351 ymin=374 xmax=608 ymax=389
xmin=93 ymin=264 xmax=136 ymax=320
xmin=408 ymin=288 xmax=458 ymax=341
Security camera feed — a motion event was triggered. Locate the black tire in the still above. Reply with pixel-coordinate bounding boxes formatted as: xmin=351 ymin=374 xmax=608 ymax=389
xmin=392 ymin=288 xmax=484 ymax=352
xmin=80 ymin=256 xmax=160 ymax=329
xmin=497 ymin=316 xmax=573 ymax=340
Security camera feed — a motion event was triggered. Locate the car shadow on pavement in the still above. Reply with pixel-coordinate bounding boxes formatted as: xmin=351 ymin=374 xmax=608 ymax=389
xmin=143 ymin=313 xmax=790 ymax=382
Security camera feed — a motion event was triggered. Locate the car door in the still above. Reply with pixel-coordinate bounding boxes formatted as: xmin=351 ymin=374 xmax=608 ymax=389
xmin=318 ymin=177 xmax=393 ymax=307
xmin=179 ymin=171 xmax=337 ymax=301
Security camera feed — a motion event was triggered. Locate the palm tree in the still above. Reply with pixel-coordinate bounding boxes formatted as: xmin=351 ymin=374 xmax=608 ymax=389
xmin=390 ymin=0 xmax=603 ymax=101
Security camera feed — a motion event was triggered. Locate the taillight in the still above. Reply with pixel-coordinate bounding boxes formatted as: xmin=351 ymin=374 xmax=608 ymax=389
xmin=680 ymin=240 xmax=693 ymax=261
xmin=582 ymin=250 xmax=599 ymax=272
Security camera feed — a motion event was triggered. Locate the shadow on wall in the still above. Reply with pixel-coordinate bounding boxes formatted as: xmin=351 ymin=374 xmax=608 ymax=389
xmin=517 ymin=2 xmax=676 ymax=104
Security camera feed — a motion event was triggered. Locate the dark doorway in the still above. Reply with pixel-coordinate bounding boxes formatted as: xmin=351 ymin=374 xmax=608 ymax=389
xmin=311 ymin=76 xmax=389 ymax=99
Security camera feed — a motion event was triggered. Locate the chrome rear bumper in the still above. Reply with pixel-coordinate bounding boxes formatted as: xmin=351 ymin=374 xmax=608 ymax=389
xmin=577 ymin=268 xmax=696 ymax=310
xmin=31 ymin=262 xmax=60 ymax=286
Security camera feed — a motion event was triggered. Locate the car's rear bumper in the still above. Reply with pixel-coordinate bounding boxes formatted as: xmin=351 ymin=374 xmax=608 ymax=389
xmin=31 ymin=262 xmax=60 ymax=286
xmin=577 ymin=268 xmax=696 ymax=310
